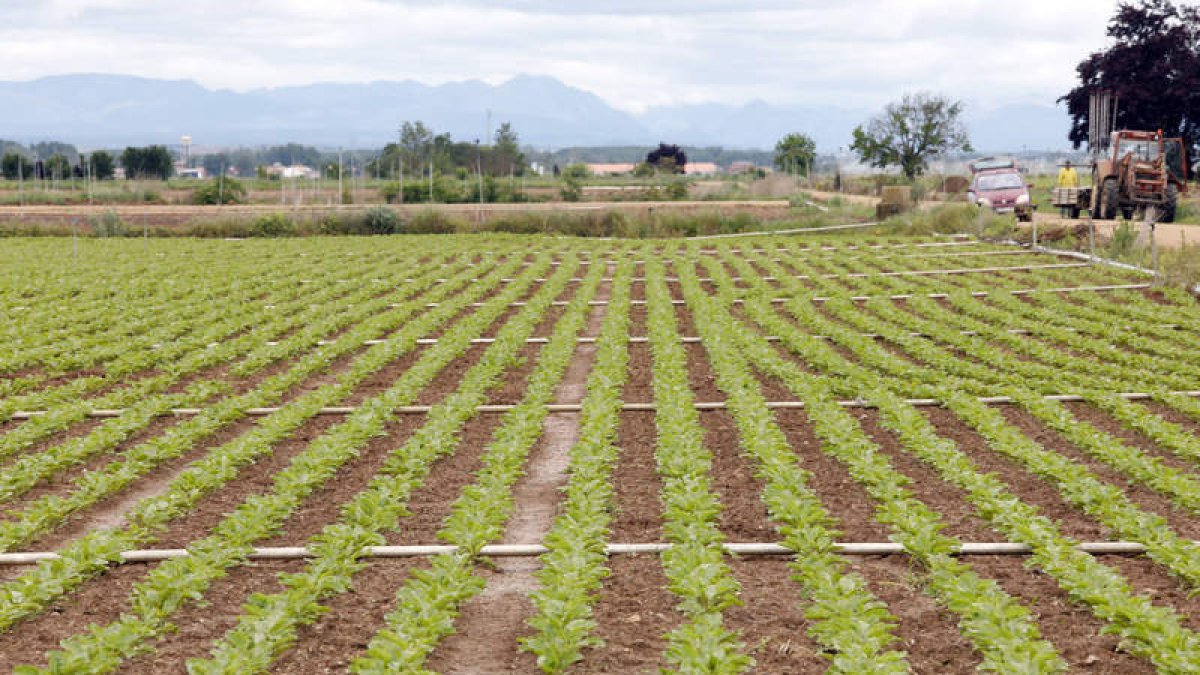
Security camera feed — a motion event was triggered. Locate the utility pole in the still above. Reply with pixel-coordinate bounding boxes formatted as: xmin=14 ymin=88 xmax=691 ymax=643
xmin=337 ymin=149 xmax=344 ymax=205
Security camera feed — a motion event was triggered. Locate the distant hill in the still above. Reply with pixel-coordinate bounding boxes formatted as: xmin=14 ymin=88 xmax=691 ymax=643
xmin=0 ymin=73 xmax=1074 ymax=153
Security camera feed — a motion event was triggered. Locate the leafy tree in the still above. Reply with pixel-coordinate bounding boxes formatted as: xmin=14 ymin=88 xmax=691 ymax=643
xmin=774 ymin=133 xmax=817 ymax=175
xmin=30 ymin=141 xmax=78 ymax=164
xmin=560 ymin=163 xmax=590 ymax=201
xmin=399 ymin=121 xmax=435 ymax=175
xmin=44 ymin=154 xmax=72 ymax=180
xmin=1060 ymin=0 xmax=1200 ymax=166
xmin=121 ymin=145 xmax=174 ymax=180
xmin=261 ymin=143 xmax=322 ymax=168
xmin=1 ymin=152 xmax=33 ymax=180
xmin=89 ymin=151 xmax=115 ymax=180
xmin=490 ymin=121 xmax=526 ymax=175
xmin=646 ymin=143 xmax=687 ymax=174
xmin=851 ymin=93 xmax=971 ymax=180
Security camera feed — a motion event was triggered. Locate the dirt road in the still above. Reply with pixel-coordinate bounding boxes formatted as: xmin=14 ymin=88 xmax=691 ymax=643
xmin=809 ymin=189 xmax=1198 ymax=248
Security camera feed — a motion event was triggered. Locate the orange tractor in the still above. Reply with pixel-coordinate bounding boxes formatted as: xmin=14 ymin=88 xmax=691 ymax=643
xmin=1053 ymin=130 xmax=1188 ymax=222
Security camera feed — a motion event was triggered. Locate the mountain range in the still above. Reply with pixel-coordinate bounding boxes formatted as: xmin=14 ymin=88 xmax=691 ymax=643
xmin=0 ymin=73 xmax=1074 ymax=153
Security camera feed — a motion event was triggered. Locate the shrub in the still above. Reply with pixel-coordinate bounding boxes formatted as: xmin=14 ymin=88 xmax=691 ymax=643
xmin=407 ymin=210 xmax=460 ymax=234
xmin=250 ymin=213 xmax=295 ymax=237
xmin=90 ymin=209 xmax=128 ymax=237
xmin=192 ymin=177 xmax=247 ymax=205
xmin=362 ymin=206 xmax=399 ymax=234
xmin=1109 ymin=220 xmax=1136 ymax=257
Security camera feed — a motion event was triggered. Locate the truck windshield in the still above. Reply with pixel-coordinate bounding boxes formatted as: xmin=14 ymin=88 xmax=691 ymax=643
xmin=976 ymin=173 xmax=1023 ymax=191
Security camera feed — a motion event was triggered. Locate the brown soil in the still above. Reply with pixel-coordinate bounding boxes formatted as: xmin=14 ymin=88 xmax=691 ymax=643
xmin=270 ymin=558 xmax=428 ymax=674
xmin=774 ymin=409 xmax=889 ymax=541
xmin=702 ymin=410 xmax=775 ymax=543
xmin=609 ymin=410 xmax=661 ymax=542
xmin=570 ymin=555 xmax=679 ymax=674
xmin=724 ymin=558 xmax=828 ymax=672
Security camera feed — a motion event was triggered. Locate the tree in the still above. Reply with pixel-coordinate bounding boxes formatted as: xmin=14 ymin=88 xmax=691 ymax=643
xmin=850 ymin=93 xmax=972 ymax=180
xmin=1060 ymin=0 xmax=1200 ymax=166
xmin=774 ymin=133 xmax=817 ymax=175
xmin=44 ymin=154 xmax=72 ymax=180
xmin=398 ymin=121 xmax=434 ymax=175
xmin=89 ymin=151 xmax=115 ymax=180
xmin=1 ymin=153 xmax=33 ymax=180
xmin=121 ymin=145 xmax=174 ymax=180
xmin=491 ymin=122 xmax=526 ymax=175
xmin=646 ymin=143 xmax=687 ymax=174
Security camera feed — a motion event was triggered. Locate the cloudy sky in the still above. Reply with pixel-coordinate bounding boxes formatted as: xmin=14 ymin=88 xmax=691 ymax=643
xmin=0 ymin=0 xmax=1122 ymax=112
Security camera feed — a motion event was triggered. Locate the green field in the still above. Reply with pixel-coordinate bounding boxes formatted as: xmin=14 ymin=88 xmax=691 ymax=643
xmin=0 ymin=234 xmax=1199 ymax=672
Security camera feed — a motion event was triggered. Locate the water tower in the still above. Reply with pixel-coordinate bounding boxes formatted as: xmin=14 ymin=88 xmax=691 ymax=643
xmin=180 ymin=135 xmax=192 ymax=167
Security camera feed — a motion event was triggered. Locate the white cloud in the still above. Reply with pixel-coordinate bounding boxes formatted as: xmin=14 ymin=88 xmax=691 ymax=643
xmin=0 ymin=0 xmax=1122 ymax=111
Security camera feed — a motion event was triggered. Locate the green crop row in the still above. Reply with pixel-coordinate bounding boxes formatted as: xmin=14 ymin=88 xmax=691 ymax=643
xmin=520 ymin=260 xmax=634 ymax=673
xmin=348 ymin=255 xmax=608 ymax=673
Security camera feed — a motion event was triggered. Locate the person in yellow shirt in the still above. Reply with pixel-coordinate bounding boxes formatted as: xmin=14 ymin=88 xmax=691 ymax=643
xmin=1056 ymin=160 xmax=1080 ymax=216
xmin=1057 ymin=160 xmax=1079 ymax=188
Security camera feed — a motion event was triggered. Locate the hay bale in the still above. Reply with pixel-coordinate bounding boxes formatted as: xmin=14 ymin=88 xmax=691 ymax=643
xmin=880 ymin=185 xmax=912 ymax=208
xmin=942 ymin=176 xmax=969 ymax=194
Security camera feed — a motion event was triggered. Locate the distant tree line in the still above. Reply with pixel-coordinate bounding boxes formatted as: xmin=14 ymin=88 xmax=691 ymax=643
xmin=365 ymin=121 xmax=527 ymax=179
xmin=528 ymin=145 xmax=776 ymax=168
xmin=1 ymin=139 xmax=117 ymax=181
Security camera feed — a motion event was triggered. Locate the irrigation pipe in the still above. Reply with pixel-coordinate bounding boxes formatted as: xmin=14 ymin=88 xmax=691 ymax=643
xmin=257 ymin=323 xmax=1181 ymax=349
xmin=391 ymin=284 xmax=1151 ymax=311
xmin=16 ymin=391 xmax=1200 ymax=420
xmin=383 ymin=263 xmax=1087 ymax=286
xmin=0 ymin=541 xmax=1171 ymax=565
xmin=1029 ymin=244 xmax=1158 ymax=277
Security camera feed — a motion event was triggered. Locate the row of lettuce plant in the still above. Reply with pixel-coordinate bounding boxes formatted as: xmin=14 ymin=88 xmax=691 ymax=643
xmin=0 ymin=246 xmax=399 ymax=432
xmin=0 ymin=252 xmax=536 ymax=632
xmin=0 ymin=255 xmax=491 ymax=549
xmin=847 ymin=292 xmax=1200 ymax=528
xmin=518 ymin=260 xmax=634 ymax=673
xmin=0 ymin=253 xmax=461 ymax=504
xmin=671 ymin=254 xmax=910 ymax=673
xmin=344 ymin=256 xmax=609 ymax=673
xmin=643 ymin=256 xmax=753 ymax=673
xmin=738 ymin=247 xmax=1200 ymax=593
xmin=0 ymin=241 xmax=363 ymax=379
xmin=713 ymin=242 xmax=1200 ymax=671
xmin=694 ymin=250 xmax=1066 ymax=672
xmin=181 ymin=254 xmax=582 ymax=674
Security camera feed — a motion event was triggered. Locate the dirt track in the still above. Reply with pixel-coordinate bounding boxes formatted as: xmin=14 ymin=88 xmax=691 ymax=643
xmin=808 ymin=190 xmax=1199 ymax=248
xmin=0 ymin=200 xmax=792 ymax=227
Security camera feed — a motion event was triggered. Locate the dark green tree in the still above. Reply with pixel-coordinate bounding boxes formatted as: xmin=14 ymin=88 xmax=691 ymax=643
xmin=89 ymin=151 xmax=116 ymax=180
xmin=121 ymin=145 xmax=174 ymax=180
xmin=1 ymin=152 xmax=33 ymax=180
xmin=646 ymin=143 xmax=687 ymax=174
xmin=44 ymin=154 xmax=72 ymax=180
xmin=1060 ymin=0 xmax=1200 ymax=165
xmin=850 ymin=93 xmax=972 ymax=179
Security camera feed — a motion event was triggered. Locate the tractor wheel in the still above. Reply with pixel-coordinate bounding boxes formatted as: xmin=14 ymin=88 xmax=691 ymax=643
xmin=1162 ymin=183 xmax=1179 ymax=223
xmin=1068 ymin=206 xmax=1080 ymax=219
xmin=1123 ymin=207 xmax=1135 ymax=221
xmin=1100 ymin=178 xmax=1119 ymax=220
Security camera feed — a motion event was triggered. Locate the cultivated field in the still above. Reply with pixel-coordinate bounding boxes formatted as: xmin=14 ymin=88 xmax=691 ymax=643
xmin=1 ymin=234 xmax=1199 ymax=673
